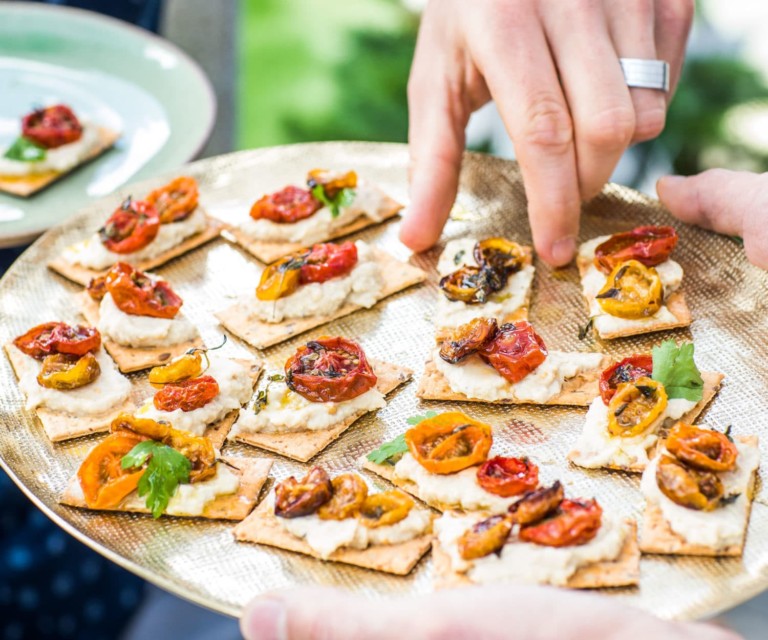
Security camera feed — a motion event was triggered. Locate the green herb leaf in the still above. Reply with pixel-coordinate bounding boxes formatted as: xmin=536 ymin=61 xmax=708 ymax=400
xmin=121 ymin=441 xmax=191 ymax=518
xmin=366 ymin=433 xmax=408 ymax=465
xmin=311 ymin=184 xmax=356 ymax=218
xmin=253 ymin=374 xmax=286 ymax=414
xmin=406 ymin=410 xmax=438 ymax=426
xmin=651 ymin=340 xmax=704 ymax=402
xmin=3 ymin=136 xmax=47 ymax=162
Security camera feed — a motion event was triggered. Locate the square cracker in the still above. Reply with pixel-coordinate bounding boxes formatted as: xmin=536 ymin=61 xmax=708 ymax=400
xmin=233 ymin=497 xmax=433 ymax=576
xmin=432 ymin=519 xmax=640 ymax=589
xmin=220 ymin=188 xmax=403 ymax=264
xmin=416 ymin=353 xmax=611 ymax=407
xmin=567 ymin=371 xmax=725 ymax=473
xmin=0 ymin=126 xmax=120 ymax=197
xmin=4 ymin=343 xmax=135 ymax=443
xmin=47 ymin=212 xmax=224 ymax=287
xmin=78 ymin=291 xmax=204 ymax=373
xmin=60 ymin=457 xmax=273 ymax=521
xmin=215 ymin=247 xmax=426 ymax=350
xmin=576 ymin=254 xmax=692 ymax=340
xmin=233 ymin=360 xmax=412 ymax=462
xmin=639 ymin=435 xmax=758 ymax=556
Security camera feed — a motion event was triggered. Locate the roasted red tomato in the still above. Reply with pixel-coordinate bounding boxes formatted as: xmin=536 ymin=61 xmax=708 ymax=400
xmin=99 ymin=197 xmax=160 ymax=254
xmin=405 ymin=411 xmax=492 ymax=475
xmin=438 ymin=317 xmax=498 ymax=364
xmin=508 ymin=481 xmax=564 ymax=525
xmin=103 ymin=262 xmax=183 ymax=319
xmin=656 ymin=454 xmax=724 ymax=511
xmin=153 ymin=375 xmax=220 ymax=412
xmin=274 ymin=466 xmax=333 ymax=518
xmin=21 ymin=104 xmax=83 ymax=149
xmin=593 ymin=225 xmax=678 ymax=273
xmin=458 ymin=514 xmax=513 ymax=560
xmin=519 ymin=498 xmax=603 ymax=547
xmin=476 ymin=456 xmax=539 ymax=497
xmin=145 ymin=176 xmax=199 ymax=224
xmin=599 ymin=355 xmax=653 ymax=405
xmin=249 ymin=185 xmax=322 ymax=223
xmin=13 ymin=322 xmax=101 ymax=359
xmin=299 ymin=241 xmax=358 ymax=284
xmin=479 ymin=321 xmax=548 ymax=384
xmin=666 ymin=423 xmax=738 ymax=473
xmin=317 ymin=473 xmax=368 ymax=520
xmin=285 ymin=337 xmax=377 ymax=403
xmin=86 ymin=275 xmax=108 ymax=302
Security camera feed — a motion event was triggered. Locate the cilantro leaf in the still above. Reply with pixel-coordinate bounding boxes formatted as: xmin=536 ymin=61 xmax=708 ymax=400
xmin=311 ymin=184 xmax=356 ymax=218
xmin=366 ymin=433 xmax=408 ymax=465
xmin=651 ymin=340 xmax=704 ymax=402
xmin=121 ymin=441 xmax=191 ymax=518
xmin=3 ymin=136 xmax=47 ymax=162
xmin=406 ymin=410 xmax=438 ymax=426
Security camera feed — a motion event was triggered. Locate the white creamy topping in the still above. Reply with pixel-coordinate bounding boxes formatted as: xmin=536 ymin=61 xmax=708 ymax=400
xmin=62 ymin=208 xmax=208 ymax=270
xmin=641 ymin=441 xmax=760 ymax=549
xmin=239 ymin=182 xmax=388 ymax=245
xmin=137 ymin=357 xmax=255 ymax=436
xmin=570 ymin=395 xmax=698 ymax=469
xmin=233 ymin=380 xmax=385 ymax=435
xmin=436 ymin=511 xmax=627 ymax=586
xmin=0 ymin=123 xmax=101 ymax=176
xmin=393 ymin=453 xmax=518 ymax=513
xmin=98 ymin=292 xmax=198 ymax=348
xmin=433 ymin=348 xmax=603 ymax=404
xmin=14 ymin=345 xmax=131 ymax=415
xmin=245 ymin=241 xmax=384 ymax=323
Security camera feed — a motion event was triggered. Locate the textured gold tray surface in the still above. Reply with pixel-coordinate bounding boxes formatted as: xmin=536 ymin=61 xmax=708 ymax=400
xmin=1 ymin=142 xmax=767 ymax=620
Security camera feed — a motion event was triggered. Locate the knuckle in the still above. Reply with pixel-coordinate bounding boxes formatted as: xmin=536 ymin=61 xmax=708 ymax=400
xmin=521 ymin=97 xmax=574 ymax=152
xmin=581 ymin=105 xmax=635 ymax=150
xmin=633 ymin=105 xmax=666 ymax=141
xmin=656 ymin=0 xmax=695 ymax=33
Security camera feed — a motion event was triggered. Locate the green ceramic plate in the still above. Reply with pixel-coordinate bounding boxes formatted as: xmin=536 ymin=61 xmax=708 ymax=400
xmin=0 ymin=2 xmax=215 ymax=247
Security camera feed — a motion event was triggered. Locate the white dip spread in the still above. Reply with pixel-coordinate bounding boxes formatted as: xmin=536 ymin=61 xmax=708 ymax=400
xmin=0 ymin=123 xmax=101 ymax=176
xmin=435 ymin=511 xmax=627 ymax=586
xmin=13 ymin=345 xmax=131 ymax=415
xmin=641 ymin=440 xmax=759 ymax=549
xmin=245 ymin=241 xmax=384 ymax=323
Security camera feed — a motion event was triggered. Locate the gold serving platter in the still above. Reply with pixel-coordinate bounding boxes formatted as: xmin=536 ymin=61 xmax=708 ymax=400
xmin=1 ymin=142 xmax=767 ymax=620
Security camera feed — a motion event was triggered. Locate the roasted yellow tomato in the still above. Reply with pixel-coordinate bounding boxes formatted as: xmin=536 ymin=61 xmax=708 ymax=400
xmin=666 ymin=423 xmax=738 ymax=473
xmin=36 ymin=352 xmax=100 ymax=390
xmin=595 ymin=260 xmax=663 ymax=319
xmin=458 ymin=514 xmax=513 ymax=560
xmin=148 ymin=351 xmax=204 ymax=388
xmin=607 ymin=377 xmax=668 ymax=437
xmin=317 ymin=473 xmax=368 ymax=520
xmin=358 ymin=490 xmax=413 ymax=528
xmin=473 ymin=238 xmax=525 ymax=275
xmin=656 ymin=454 xmax=725 ymax=511
xmin=255 ymin=253 xmax=304 ymax=301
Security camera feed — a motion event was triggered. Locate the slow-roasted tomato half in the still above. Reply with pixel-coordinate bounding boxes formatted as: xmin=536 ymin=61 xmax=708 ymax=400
xmin=99 ymin=197 xmax=160 ymax=254
xmin=78 ymin=431 xmax=148 ymax=509
xmin=148 ymin=351 xmax=204 ymax=388
xmin=438 ymin=317 xmax=498 ymax=364
xmin=599 ymin=354 xmax=653 ymax=405
xmin=274 ymin=466 xmax=333 ymax=518
xmin=519 ymin=498 xmax=603 ymax=547
xmin=594 ymin=225 xmax=678 ymax=273
xmin=439 ymin=265 xmax=504 ymax=304
xmin=508 ymin=481 xmax=564 ymax=525
xmin=656 ymin=454 xmax=724 ymax=511
xmin=250 ymin=185 xmax=322 ymax=223
xmin=299 ymin=241 xmax=358 ymax=284
xmin=256 ymin=252 xmax=305 ymax=301
xmin=285 ymin=337 xmax=377 ymax=403
xmin=37 ymin=353 xmax=100 ymax=390
xmin=458 ymin=514 xmax=513 ymax=560
xmin=13 ymin=322 xmax=101 ymax=359
xmin=358 ymin=490 xmax=413 ymax=528
xmin=21 ymin=104 xmax=83 ymax=149
xmin=104 ymin=262 xmax=183 ymax=319
xmin=479 ymin=321 xmax=548 ymax=384
xmin=595 ymin=260 xmax=663 ymax=320
xmin=86 ymin=275 xmax=108 ymax=302
xmin=317 ymin=473 xmax=368 ymax=520
xmin=476 ymin=456 xmax=539 ymax=497
xmin=405 ymin=411 xmax=492 ymax=475
xmin=145 ymin=176 xmax=199 ymax=224
xmin=473 ymin=238 xmax=525 ymax=275
xmin=306 ymin=168 xmax=357 ymax=199
xmin=153 ymin=375 xmax=220 ymax=412
xmin=607 ymin=377 xmax=668 ymax=438
xmin=666 ymin=423 xmax=738 ymax=473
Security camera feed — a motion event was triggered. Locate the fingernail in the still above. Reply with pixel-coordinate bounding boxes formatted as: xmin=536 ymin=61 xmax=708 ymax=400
xmin=550 ymin=236 xmax=576 ymax=266
xmin=241 ymin=597 xmax=287 ymax=640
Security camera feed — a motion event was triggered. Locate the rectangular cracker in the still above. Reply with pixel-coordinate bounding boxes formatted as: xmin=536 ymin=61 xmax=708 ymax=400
xmin=60 ymin=457 xmax=273 ymax=521
xmin=78 ymin=291 xmax=204 ymax=373
xmin=577 ymin=254 xmax=692 ymax=340
xmin=215 ymin=247 xmax=426 ymax=350
xmin=47 ymin=212 xmax=224 ymax=287
xmin=568 ymin=371 xmax=725 ymax=473
xmin=233 ymin=496 xmax=432 ymax=575
xmin=0 ymin=126 xmax=120 ymax=197
xmin=4 ymin=343 xmax=135 ymax=442
xmin=416 ymin=353 xmax=611 ymax=407
xmin=221 ymin=188 xmax=403 ymax=264
xmin=432 ymin=520 xmax=640 ymax=589
xmin=233 ymin=360 xmax=412 ymax=462
xmin=639 ymin=435 xmax=758 ymax=556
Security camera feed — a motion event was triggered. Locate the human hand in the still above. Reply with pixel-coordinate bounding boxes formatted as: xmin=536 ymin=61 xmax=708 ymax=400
xmin=401 ymin=0 xmax=694 ymax=266
xmin=657 ymin=170 xmax=768 ymax=269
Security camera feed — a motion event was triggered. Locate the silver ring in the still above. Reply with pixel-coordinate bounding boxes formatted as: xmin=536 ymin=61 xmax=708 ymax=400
xmin=619 ymin=58 xmax=670 ymax=92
